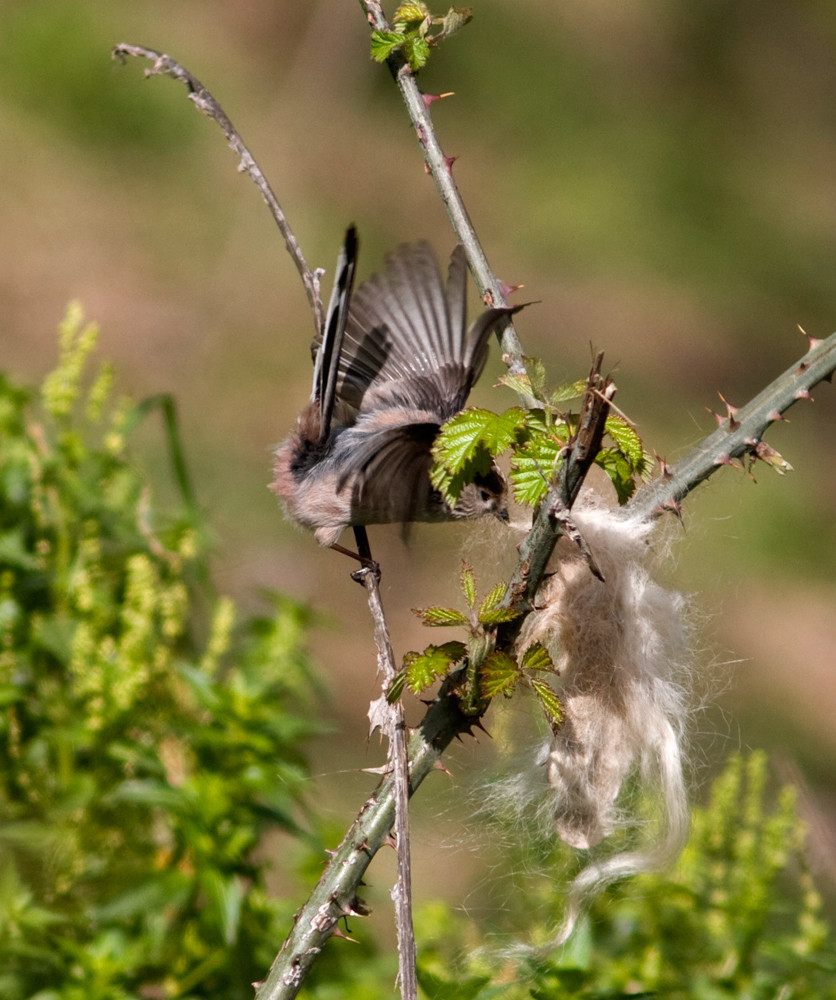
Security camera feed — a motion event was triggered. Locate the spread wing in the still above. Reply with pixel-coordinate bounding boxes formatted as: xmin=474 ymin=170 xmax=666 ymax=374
xmin=313 ymin=240 xmax=514 ymax=420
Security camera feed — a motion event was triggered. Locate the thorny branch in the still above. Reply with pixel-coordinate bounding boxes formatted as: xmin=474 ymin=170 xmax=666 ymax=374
xmin=111 ymin=44 xmax=325 ymax=336
xmin=627 ymin=331 xmax=836 ymax=520
xmin=357 ymin=0 xmax=527 ymax=373
xmin=354 ymin=542 xmax=418 ymax=1000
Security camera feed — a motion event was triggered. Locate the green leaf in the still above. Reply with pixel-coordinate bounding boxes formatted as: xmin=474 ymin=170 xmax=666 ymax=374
xmin=404 ymin=34 xmax=431 ymax=70
xmin=478 ymin=581 xmax=508 ymax=618
xmin=478 ymin=606 xmax=522 ymax=626
xmin=402 ymin=642 xmax=467 ymax=694
xmin=496 ymin=371 xmax=538 ymax=402
xmin=524 ymin=356 xmax=548 ymax=401
xmin=431 ymin=407 xmax=524 ymax=505
xmin=479 ymin=650 xmax=520 ymax=699
xmin=550 ymin=379 xmax=587 ymax=405
xmin=521 ymin=641 xmax=554 ymax=672
xmin=605 ymin=414 xmax=647 ymax=473
xmin=432 ymin=408 xmax=498 ymax=470
xmin=412 ymin=605 xmax=470 ymax=627
xmin=370 ymin=30 xmax=407 ymax=63
xmin=480 ymin=407 xmax=529 ymax=454
xmin=394 ymin=1 xmax=429 ymax=27
xmin=596 ymin=448 xmax=638 ymax=504
xmin=460 ymin=561 xmax=476 ymax=609
xmin=509 ymin=434 xmax=563 ymax=506
xmin=531 ymin=678 xmax=563 ymax=725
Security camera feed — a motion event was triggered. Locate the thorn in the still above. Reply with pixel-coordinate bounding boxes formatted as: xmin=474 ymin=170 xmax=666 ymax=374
xmin=657 ymin=498 xmax=682 ymax=519
xmin=794 ymin=387 xmax=814 ymax=401
xmin=717 ymin=392 xmax=740 ymax=430
xmin=713 ymin=454 xmax=738 ymax=468
xmin=383 ymin=833 xmax=397 ymax=850
xmin=498 ymin=280 xmax=524 ymax=300
xmin=331 ymin=927 xmax=359 ymax=943
xmin=443 ymin=154 xmax=458 ymax=171
xmin=656 ymin=454 xmax=673 ymax=480
xmin=798 ymin=324 xmax=823 ymax=350
xmin=432 ymin=759 xmax=453 ymax=777
xmin=767 ymin=410 xmax=788 ymax=423
xmin=423 ymin=91 xmax=454 ymax=106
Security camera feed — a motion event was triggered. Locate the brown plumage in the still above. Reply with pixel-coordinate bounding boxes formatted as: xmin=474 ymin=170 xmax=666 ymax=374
xmin=271 ymin=228 xmax=515 ymax=547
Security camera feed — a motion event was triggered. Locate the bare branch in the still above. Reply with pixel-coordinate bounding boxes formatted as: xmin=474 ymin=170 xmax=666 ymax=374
xmin=111 ymin=43 xmax=324 ymax=335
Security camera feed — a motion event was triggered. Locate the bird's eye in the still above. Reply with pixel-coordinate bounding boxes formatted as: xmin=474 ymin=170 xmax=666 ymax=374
xmin=479 ymin=489 xmax=491 ymax=503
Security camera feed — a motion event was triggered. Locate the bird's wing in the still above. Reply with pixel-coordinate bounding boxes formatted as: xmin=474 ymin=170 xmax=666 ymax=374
xmin=311 ymin=226 xmax=358 ymax=442
xmin=333 ymin=417 xmax=442 ymax=525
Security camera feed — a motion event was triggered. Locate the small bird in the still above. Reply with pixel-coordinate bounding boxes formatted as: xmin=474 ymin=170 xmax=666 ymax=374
xmin=271 ymin=227 xmax=517 ymax=553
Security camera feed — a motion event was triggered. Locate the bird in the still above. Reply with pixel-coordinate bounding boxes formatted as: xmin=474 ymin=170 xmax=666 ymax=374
xmin=271 ymin=227 xmax=518 ymax=556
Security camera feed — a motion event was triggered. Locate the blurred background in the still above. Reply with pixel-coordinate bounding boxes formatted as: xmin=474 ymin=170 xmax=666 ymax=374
xmin=1 ymin=0 xmax=834 ymax=925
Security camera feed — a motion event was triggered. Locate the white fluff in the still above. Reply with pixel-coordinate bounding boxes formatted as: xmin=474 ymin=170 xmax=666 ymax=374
xmin=518 ymin=497 xmax=692 ymax=945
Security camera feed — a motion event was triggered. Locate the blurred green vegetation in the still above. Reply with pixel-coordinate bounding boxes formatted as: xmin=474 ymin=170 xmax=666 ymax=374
xmin=0 ymin=308 xmax=319 ymax=998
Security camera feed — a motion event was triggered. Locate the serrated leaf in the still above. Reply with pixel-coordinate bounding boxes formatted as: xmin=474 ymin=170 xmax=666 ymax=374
xmin=524 ymin=356 xmax=547 ymax=401
xmin=460 ymin=561 xmax=476 ymax=609
xmin=402 ymin=642 xmax=467 ymax=694
xmin=496 ymin=371 xmax=537 ymax=401
xmin=412 ymin=605 xmax=470 ymax=627
xmin=605 ymin=415 xmax=645 ymax=471
xmin=478 ymin=581 xmax=508 ymax=617
xmin=432 ymin=408 xmax=497 ymax=471
xmin=480 ymin=407 xmax=529 ymax=453
xmin=531 ymin=678 xmax=563 ymax=725
xmin=394 ymin=1 xmax=429 ymax=26
xmin=550 ymin=380 xmax=587 ymax=405
xmin=521 ymin=641 xmax=555 ymax=672
xmin=431 ymin=407 xmax=526 ymax=506
xmin=478 ymin=606 xmax=523 ymax=626
xmin=523 ymin=407 xmax=550 ymax=435
xmin=509 ymin=434 xmax=563 ymax=506
xmin=479 ymin=651 xmax=520 ymax=699
xmin=370 ymin=30 xmax=407 ymax=62
xmin=404 ymin=34 xmax=431 ymax=69
xmin=596 ymin=448 xmax=637 ymax=504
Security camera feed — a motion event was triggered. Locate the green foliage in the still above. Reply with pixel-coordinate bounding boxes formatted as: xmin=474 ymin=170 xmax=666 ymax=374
xmin=414 ymin=752 xmax=836 ymax=998
xmin=0 ymin=306 xmax=318 ymax=999
xmin=394 ymin=563 xmax=559 ymax=722
xmin=431 ymin=359 xmax=651 ymax=511
xmin=370 ymin=3 xmax=473 ymax=71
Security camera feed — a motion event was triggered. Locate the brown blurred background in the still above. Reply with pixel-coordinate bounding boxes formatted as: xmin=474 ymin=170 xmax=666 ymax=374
xmin=2 ymin=0 xmax=834 ymax=921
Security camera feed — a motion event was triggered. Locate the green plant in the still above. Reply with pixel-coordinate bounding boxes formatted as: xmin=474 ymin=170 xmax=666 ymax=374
xmin=414 ymin=751 xmax=836 ymax=999
xmin=0 ymin=305 xmax=317 ymax=999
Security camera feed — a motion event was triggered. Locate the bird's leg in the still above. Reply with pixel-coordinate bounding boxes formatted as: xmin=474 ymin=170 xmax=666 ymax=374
xmin=328 ymin=526 xmax=380 ymax=582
